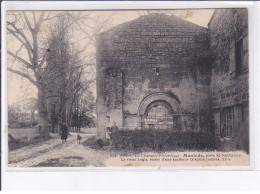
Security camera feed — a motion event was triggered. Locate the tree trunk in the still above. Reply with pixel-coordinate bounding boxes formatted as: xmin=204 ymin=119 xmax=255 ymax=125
xmin=50 ymin=104 xmax=56 ymax=133
xmin=37 ymin=87 xmax=49 ymax=137
xmin=31 ymin=110 xmax=35 ymax=127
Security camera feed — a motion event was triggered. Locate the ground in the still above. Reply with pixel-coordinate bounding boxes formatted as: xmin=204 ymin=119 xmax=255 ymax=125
xmin=8 ymin=128 xmax=111 ymax=167
xmin=8 ymin=128 xmax=250 ymax=167
xmin=8 ymin=127 xmax=38 ymax=140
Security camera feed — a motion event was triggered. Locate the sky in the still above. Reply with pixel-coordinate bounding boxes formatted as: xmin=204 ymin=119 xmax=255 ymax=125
xmin=7 ymin=9 xmax=214 ymax=106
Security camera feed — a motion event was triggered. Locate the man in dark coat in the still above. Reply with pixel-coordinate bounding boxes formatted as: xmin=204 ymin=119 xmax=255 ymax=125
xmin=61 ymin=124 xmax=68 ymax=142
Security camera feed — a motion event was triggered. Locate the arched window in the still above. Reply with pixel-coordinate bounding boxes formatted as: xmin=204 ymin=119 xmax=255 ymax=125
xmin=143 ymin=100 xmax=177 ymax=130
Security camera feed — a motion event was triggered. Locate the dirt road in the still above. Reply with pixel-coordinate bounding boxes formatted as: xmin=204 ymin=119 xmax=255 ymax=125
xmin=8 ymin=133 xmax=111 ymax=167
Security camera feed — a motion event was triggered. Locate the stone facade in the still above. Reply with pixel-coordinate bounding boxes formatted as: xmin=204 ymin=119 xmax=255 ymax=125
xmin=96 ymin=10 xmax=249 ymax=151
xmin=208 ymin=9 xmax=249 ymax=151
xmin=96 ymin=14 xmax=212 ymax=139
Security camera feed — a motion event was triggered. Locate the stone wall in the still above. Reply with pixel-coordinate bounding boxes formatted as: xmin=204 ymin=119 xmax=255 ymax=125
xmin=96 ymin=14 xmax=212 ymax=139
xmin=209 ymin=9 xmax=249 ymax=152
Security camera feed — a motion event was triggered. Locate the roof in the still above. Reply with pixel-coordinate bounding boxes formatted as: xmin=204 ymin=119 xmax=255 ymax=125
xmin=207 ymin=10 xmax=217 ymax=27
xmin=100 ymin=13 xmax=208 ymax=36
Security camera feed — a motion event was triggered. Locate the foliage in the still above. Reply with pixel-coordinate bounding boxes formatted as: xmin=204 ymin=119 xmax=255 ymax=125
xmin=112 ymin=129 xmax=216 ymax=151
xmin=82 ymin=136 xmax=106 ymax=149
xmin=7 ymin=11 xmax=65 ymax=135
xmin=8 ymin=104 xmax=37 ymax=129
xmin=70 ymin=91 xmax=96 ymax=131
xmin=8 ymin=134 xmax=51 ymax=151
xmin=45 ymin=16 xmax=85 ymax=127
xmin=7 ymin=11 xmax=114 ymax=134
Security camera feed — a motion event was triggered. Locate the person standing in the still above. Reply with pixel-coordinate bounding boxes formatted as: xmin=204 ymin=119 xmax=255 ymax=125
xmin=61 ymin=124 xmax=68 ymax=142
xmin=105 ymin=117 xmax=112 ymax=145
xmin=109 ymin=122 xmax=118 ymax=147
xmin=111 ymin=122 xmax=119 ymax=132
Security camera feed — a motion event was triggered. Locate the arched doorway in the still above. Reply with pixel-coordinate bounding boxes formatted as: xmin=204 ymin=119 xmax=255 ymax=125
xmin=138 ymin=92 xmax=181 ymax=130
xmin=143 ymin=100 xmax=176 ymax=130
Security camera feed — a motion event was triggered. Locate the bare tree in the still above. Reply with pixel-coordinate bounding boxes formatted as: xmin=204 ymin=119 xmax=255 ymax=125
xmin=7 ymin=11 xmax=57 ymax=136
xmin=45 ymin=16 xmax=94 ymax=132
xmin=20 ymin=97 xmax=37 ymax=127
xmin=45 ymin=12 xmax=115 ymax=130
xmin=7 ymin=11 xmax=116 ymax=136
xmin=7 ymin=11 xmax=85 ymax=136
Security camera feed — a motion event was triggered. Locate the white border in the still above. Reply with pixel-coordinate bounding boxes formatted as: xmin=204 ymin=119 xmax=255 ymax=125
xmin=2 ymin=1 xmax=260 ymax=190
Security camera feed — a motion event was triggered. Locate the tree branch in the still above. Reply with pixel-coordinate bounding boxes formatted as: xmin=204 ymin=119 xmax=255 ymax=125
xmin=39 ymin=49 xmax=49 ymax=67
xmin=35 ymin=11 xmax=45 ymax=32
xmin=7 ymin=28 xmax=33 ymax=64
xmin=7 ymin=22 xmax=33 ymax=52
xmin=7 ymin=67 xmax=36 ymax=86
xmin=7 ymin=50 xmax=33 ymax=69
xmin=32 ymin=11 xmax=37 ymax=27
xmin=22 ymin=12 xmax=34 ymax=33
xmin=45 ymin=95 xmax=60 ymax=100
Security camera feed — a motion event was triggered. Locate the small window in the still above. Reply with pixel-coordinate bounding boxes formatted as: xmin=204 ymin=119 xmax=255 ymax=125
xmin=242 ymin=35 xmax=249 ymax=72
xmin=214 ymin=110 xmax=220 ymax=136
xmin=235 ymin=39 xmax=243 ymax=76
xmin=233 ymin=35 xmax=249 ymax=76
xmin=242 ymin=103 xmax=249 ymax=123
xmin=220 ymin=107 xmax=234 ymax=137
xmin=155 ymin=67 xmax=160 ymax=76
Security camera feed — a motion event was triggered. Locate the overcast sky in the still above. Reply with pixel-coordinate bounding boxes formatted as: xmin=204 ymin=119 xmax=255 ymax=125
xmin=7 ymin=9 xmax=214 ymax=105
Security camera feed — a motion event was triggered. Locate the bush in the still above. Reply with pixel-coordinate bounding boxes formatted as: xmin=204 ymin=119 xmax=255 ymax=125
xmin=112 ymin=129 xmax=215 ymax=151
xmin=96 ymin=139 xmax=105 ymax=147
xmin=82 ymin=136 xmax=107 ymax=149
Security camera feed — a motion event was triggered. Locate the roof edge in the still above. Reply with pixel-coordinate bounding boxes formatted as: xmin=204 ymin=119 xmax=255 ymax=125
xmin=100 ymin=13 xmax=208 ymax=36
xmin=207 ymin=10 xmax=217 ymax=27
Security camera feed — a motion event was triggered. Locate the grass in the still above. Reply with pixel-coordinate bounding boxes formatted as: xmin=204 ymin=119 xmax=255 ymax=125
xmin=8 ymin=127 xmax=38 ymax=140
xmin=82 ymin=136 xmax=108 ymax=149
xmin=8 ymin=127 xmax=97 ymax=151
xmin=8 ymin=134 xmax=53 ymax=151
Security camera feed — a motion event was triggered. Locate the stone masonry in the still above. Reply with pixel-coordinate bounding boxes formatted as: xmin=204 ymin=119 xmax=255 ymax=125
xmin=96 ymin=14 xmax=213 ymax=139
xmin=208 ymin=9 xmax=249 ymax=151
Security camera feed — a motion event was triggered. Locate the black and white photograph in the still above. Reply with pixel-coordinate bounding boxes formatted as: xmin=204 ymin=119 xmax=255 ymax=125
xmin=5 ymin=8 xmax=250 ymax=167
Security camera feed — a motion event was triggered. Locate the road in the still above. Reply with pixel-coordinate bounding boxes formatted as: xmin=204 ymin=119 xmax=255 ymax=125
xmin=8 ymin=133 xmax=111 ymax=167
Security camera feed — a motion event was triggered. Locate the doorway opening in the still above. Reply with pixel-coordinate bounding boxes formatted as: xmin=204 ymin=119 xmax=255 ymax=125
xmin=143 ymin=100 xmax=176 ymax=130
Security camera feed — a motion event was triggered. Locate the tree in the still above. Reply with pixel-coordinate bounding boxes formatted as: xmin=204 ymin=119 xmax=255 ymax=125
xmin=44 ymin=12 xmax=114 ymax=131
xmin=7 ymin=11 xmax=86 ymax=136
xmin=8 ymin=104 xmax=32 ymax=129
xmin=7 ymin=11 xmax=116 ymax=135
xmin=45 ymin=16 xmax=84 ymax=131
xmin=20 ymin=97 xmax=37 ymax=127
xmin=7 ymin=11 xmax=59 ymax=136
xmin=70 ymin=87 xmax=96 ymax=131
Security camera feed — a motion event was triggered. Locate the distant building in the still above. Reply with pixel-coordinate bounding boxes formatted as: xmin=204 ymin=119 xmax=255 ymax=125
xmin=96 ymin=14 xmax=212 ymax=139
xmin=209 ymin=9 xmax=249 ymax=151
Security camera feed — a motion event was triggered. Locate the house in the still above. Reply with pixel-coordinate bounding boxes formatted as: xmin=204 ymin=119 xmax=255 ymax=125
xmin=209 ymin=9 xmax=249 ymax=152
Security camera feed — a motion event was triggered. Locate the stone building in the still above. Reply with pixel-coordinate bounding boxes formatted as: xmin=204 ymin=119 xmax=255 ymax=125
xmin=96 ymin=10 xmax=249 ymax=151
xmin=96 ymin=14 xmax=212 ymax=139
xmin=209 ymin=9 xmax=249 ymax=151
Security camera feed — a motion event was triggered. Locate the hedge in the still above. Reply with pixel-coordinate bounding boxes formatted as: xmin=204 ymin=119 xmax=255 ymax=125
xmin=111 ymin=129 xmax=215 ymax=151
